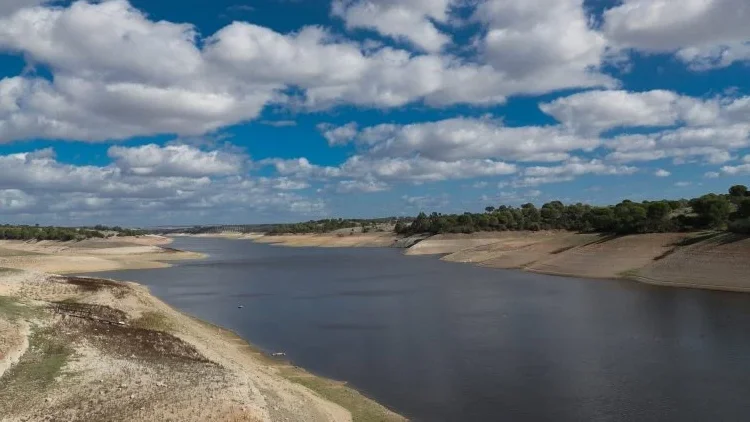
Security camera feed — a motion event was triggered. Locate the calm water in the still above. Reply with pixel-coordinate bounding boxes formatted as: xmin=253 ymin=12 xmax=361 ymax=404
xmin=94 ymin=237 xmax=750 ymax=421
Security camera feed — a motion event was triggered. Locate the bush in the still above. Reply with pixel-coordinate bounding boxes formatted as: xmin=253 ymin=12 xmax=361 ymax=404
xmin=728 ymin=219 xmax=750 ymax=234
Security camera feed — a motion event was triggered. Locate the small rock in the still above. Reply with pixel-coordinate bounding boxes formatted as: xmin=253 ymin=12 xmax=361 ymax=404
xmin=44 ymin=398 xmax=51 ymax=403
xmin=130 ymin=394 xmax=135 ymax=399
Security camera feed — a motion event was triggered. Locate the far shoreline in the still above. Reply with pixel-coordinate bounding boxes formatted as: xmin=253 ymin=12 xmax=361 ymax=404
xmin=174 ymin=230 xmax=750 ymax=294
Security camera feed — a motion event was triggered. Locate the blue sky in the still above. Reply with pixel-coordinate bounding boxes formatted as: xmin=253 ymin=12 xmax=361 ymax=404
xmin=1 ymin=0 xmax=749 ymax=226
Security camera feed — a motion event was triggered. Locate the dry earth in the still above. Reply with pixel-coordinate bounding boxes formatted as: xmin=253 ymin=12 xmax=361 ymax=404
xmin=248 ymin=233 xmax=398 ymax=248
xmin=0 ymin=238 xmax=405 ymax=422
xmin=0 ymin=236 xmax=204 ymax=274
xmin=636 ymin=233 xmax=750 ymax=292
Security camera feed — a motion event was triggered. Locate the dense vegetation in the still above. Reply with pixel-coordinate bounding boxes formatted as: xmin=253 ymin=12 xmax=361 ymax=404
xmin=0 ymin=225 xmax=105 ymax=241
xmin=0 ymin=224 xmax=146 ymax=241
xmin=86 ymin=225 xmax=146 ymax=237
xmin=396 ymin=185 xmax=750 ymax=236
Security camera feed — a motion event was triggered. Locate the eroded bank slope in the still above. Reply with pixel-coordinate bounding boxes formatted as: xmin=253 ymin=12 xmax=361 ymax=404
xmin=254 ymin=231 xmax=750 ymax=292
xmin=408 ymin=231 xmax=750 ymax=290
xmin=0 ymin=236 xmax=204 ymax=274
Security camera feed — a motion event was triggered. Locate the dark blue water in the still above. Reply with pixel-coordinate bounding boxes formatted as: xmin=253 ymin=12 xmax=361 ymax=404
xmin=94 ymin=237 xmax=750 ymax=421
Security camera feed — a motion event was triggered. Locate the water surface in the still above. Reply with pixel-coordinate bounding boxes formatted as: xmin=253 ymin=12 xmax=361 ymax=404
xmin=95 ymin=237 xmax=750 ymax=421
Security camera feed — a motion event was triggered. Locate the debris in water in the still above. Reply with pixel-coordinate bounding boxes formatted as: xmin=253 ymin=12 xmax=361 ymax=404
xmin=271 ymin=352 xmax=286 ymax=357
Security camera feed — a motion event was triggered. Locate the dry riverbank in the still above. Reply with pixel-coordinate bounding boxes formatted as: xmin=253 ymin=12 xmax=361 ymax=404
xmin=0 ymin=236 xmax=205 ymax=274
xmin=253 ymin=231 xmax=750 ymax=293
xmin=0 ymin=237 xmax=405 ymax=422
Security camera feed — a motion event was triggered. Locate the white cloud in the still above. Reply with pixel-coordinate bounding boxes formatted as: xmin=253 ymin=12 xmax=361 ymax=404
xmin=0 ymin=0 xmax=620 ymax=143
xmin=267 ymin=155 xmax=518 ymax=183
xmin=334 ymin=179 xmax=389 ymax=193
xmin=0 ymin=189 xmax=36 ymax=212
xmin=704 ymin=171 xmax=721 ymax=178
xmin=0 ymin=147 xmax=325 ymax=223
xmin=349 ymin=117 xmax=598 ymax=162
xmin=675 ymin=181 xmax=692 ymax=187
xmin=475 ymin=0 xmax=613 ymax=93
xmin=108 ymin=144 xmax=245 ymax=177
xmin=540 ymin=90 xmax=719 ymax=135
xmin=607 ymin=124 xmax=750 ymax=164
xmin=318 ymin=122 xmax=359 ymax=146
xmin=541 ymin=90 xmax=750 ymax=137
xmin=332 ymin=0 xmax=454 ymax=52
xmin=603 ymin=0 xmax=750 ymax=69
xmin=265 ymin=177 xmax=310 ymax=190
xmin=654 ymin=169 xmax=671 ymax=177
xmin=516 ymin=158 xmax=638 ymax=186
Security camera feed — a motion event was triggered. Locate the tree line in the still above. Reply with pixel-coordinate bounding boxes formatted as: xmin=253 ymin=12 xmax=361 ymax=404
xmin=396 ymin=185 xmax=750 ymax=236
xmin=0 ymin=224 xmax=147 ymax=241
xmin=0 ymin=225 xmax=105 ymax=241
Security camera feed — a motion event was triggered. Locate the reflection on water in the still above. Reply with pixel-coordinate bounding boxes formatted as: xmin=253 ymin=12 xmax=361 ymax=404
xmin=95 ymin=237 xmax=750 ymax=422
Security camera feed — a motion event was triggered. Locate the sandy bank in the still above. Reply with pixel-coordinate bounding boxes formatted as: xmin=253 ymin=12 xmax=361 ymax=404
xmin=0 ymin=236 xmax=205 ymax=274
xmin=636 ymin=233 xmax=750 ymax=292
xmin=254 ymin=231 xmax=750 ymax=293
xmin=250 ymin=233 xmax=399 ymax=248
xmin=0 ymin=269 xmax=404 ymax=422
xmin=402 ymin=231 xmax=750 ymax=291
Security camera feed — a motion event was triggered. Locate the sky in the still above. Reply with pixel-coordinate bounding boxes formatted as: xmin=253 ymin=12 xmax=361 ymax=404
xmin=1 ymin=0 xmax=750 ymax=226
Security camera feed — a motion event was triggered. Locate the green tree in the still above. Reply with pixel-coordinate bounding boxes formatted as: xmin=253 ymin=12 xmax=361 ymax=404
xmin=729 ymin=185 xmax=748 ymax=197
xmin=691 ymin=194 xmax=732 ymax=228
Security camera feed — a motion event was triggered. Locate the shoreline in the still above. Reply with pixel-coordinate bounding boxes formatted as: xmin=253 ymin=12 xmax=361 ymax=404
xmin=0 ymin=236 xmax=405 ymax=421
xmin=0 ymin=236 xmax=207 ymax=274
xmin=203 ymin=231 xmax=750 ymax=294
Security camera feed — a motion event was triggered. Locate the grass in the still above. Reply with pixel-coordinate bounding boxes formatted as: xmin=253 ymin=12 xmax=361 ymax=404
xmin=279 ymin=366 xmax=405 ymax=422
xmin=0 ymin=296 xmax=39 ymax=321
xmin=618 ymin=269 xmax=641 ymax=279
xmin=0 ymin=327 xmax=73 ymax=415
xmin=132 ymin=311 xmax=175 ymax=333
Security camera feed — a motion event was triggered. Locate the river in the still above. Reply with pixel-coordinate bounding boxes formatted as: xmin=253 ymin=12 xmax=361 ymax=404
xmin=94 ymin=237 xmax=750 ymax=421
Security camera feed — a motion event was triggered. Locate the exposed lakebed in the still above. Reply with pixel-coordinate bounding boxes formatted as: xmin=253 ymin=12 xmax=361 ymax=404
xmin=94 ymin=237 xmax=750 ymax=421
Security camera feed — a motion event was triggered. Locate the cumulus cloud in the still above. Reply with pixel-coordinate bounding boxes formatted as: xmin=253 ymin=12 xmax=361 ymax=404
xmin=607 ymin=124 xmax=750 ymax=164
xmin=334 ymin=179 xmax=390 ymax=193
xmin=0 ymin=0 xmax=619 ymax=143
xmin=654 ymin=169 xmax=671 ymax=177
xmin=318 ymin=122 xmax=359 ymax=146
xmin=345 ymin=117 xmax=599 ymax=162
xmin=266 ymin=155 xmax=517 ymax=183
xmin=474 ymin=0 xmax=613 ymax=93
xmin=603 ymin=0 xmax=750 ymax=69
xmin=332 ymin=0 xmax=454 ymax=52
xmin=0 ymin=147 xmax=325 ymax=223
xmin=108 ymin=144 xmax=245 ymax=177
xmin=513 ymin=158 xmax=638 ymax=186
xmin=540 ymin=90 xmax=724 ymax=135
